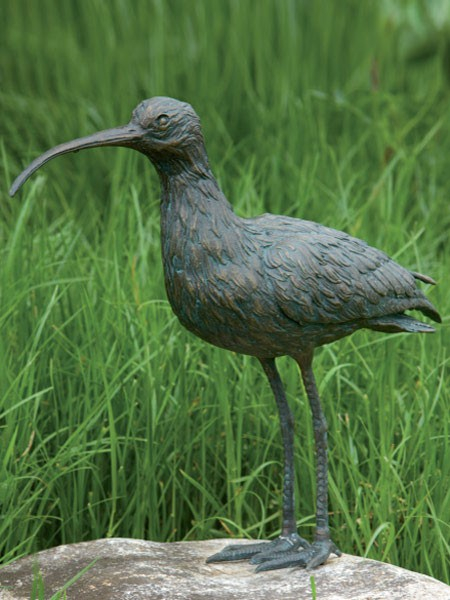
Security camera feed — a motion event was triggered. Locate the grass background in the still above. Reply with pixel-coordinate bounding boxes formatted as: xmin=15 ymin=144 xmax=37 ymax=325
xmin=1 ymin=0 xmax=449 ymax=586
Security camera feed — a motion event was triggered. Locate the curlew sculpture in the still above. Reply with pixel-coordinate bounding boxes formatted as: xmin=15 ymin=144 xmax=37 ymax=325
xmin=10 ymin=97 xmax=441 ymax=571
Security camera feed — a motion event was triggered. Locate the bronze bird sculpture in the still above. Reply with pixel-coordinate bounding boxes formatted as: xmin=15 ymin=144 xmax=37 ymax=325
xmin=10 ymin=97 xmax=441 ymax=571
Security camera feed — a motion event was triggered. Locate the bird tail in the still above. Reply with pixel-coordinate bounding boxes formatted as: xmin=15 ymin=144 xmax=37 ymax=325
xmin=366 ymin=314 xmax=436 ymax=334
xmin=411 ymin=271 xmax=437 ymax=286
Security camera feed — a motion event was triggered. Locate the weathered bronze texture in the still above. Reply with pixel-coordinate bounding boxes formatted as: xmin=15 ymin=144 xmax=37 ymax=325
xmin=10 ymin=97 xmax=441 ymax=571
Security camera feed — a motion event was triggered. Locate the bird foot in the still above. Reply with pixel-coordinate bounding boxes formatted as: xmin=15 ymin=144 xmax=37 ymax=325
xmin=206 ymin=534 xmax=341 ymax=571
xmin=252 ymin=538 xmax=341 ymax=572
xmin=206 ymin=532 xmax=309 ymax=565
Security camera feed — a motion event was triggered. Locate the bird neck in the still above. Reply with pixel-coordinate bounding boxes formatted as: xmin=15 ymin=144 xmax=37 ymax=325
xmin=158 ymin=162 xmax=239 ymax=234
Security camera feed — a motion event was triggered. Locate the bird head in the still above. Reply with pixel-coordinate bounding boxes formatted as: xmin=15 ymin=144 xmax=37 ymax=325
xmin=10 ymin=96 xmax=209 ymax=196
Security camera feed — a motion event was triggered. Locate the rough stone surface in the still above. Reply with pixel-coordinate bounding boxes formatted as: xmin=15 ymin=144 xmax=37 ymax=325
xmin=0 ymin=538 xmax=449 ymax=600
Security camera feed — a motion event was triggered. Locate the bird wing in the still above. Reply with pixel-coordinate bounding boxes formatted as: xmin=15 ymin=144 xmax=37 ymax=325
xmin=261 ymin=219 xmax=430 ymax=326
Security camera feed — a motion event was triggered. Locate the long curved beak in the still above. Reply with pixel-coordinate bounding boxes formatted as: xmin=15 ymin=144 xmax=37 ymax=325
xmin=9 ymin=123 xmax=144 ymax=196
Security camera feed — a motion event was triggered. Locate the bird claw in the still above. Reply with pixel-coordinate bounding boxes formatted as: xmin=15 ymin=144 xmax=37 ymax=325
xmin=254 ymin=538 xmax=341 ymax=572
xmin=206 ymin=532 xmax=308 ymax=564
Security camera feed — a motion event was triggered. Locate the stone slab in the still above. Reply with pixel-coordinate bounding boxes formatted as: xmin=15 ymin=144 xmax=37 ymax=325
xmin=0 ymin=538 xmax=449 ymax=600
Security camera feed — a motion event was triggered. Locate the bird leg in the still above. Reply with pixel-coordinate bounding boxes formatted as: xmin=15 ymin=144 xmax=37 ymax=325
xmin=252 ymin=353 xmax=341 ymax=571
xmin=206 ymin=357 xmax=309 ymax=566
xmin=207 ymin=354 xmax=341 ymax=571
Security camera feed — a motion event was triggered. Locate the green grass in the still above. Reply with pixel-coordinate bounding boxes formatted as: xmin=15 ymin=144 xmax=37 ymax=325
xmin=1 ymin=0 xmax=449 ymax=586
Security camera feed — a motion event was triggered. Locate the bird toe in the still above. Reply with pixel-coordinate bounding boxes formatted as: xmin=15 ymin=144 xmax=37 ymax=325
xmin=254 ymin=539 xmax=340 ymax=572
xmin=206 ymin=541 xmax=273 ymax=563
xmin=206 ymin=533 xmax=309 ymax=565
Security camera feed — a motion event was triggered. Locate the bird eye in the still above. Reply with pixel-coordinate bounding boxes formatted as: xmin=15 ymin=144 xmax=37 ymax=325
xmin=156 ymin=114 xmax=170 ymax=128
